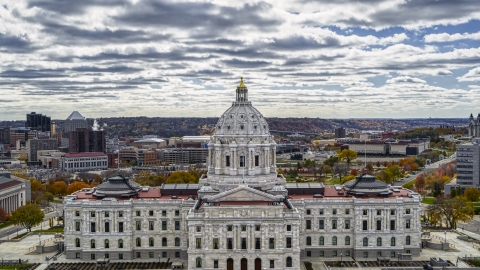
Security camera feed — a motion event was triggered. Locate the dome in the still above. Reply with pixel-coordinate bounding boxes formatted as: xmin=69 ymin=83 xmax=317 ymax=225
xmin=94 ymin=174 xmax=142 ymax=198
xmin=343 ymin=174 xmax=391 ymax=196
xmin=214 ymin=77 xmax=270 ymax=136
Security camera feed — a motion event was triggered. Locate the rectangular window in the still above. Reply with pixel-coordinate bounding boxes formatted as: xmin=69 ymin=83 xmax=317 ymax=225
xmin=406 ymin=219 xmax=411 ymax=229
xmin=175 ymin=221 xmax=180 ymax=230
xmin=91 ymin=254 xmax=95 ymax=260
xmin=377 ymin=210 xmax=381 ymax=215
xmin=76 ymin=253 xmax=80 ymax=259
xmin=306 ymin=209 xmax=311 ymax=215
xmin=175 ymin=210 xmax=180 ymax=216
xmin=149 ymin=210 xmax=154 ymax=216
xmin=105 ymin=212 xmax=110 ymax=217
xmin=319 ymin=220 xmax=324 ymax=229
xmin=345 ymin=209 xmax=350 ymax=215
xmin=363 ymin=220 xmax=368 ymax=231
xmin=75 ymin=211 xmax=80 ymax=217
xmin=240 ymin=156 xmax=245 ymax=167
xmin=119 ymin=222 xmax=124 ymax=232
xmin=162 ymin=252 xmax=167 ymax=258
xmin=149 ymin=221 xmax=154 ymax=230
xmin=136 ymin=221 xmax=141 ymax=230
xmin=214 ymin=260 xmax=218 ymax=268
xmin=406 ymin=208 xmax=411 ymax=214
xmin=332 ymin=251 xmax=337 ymax=257
xmin=377 ymin=251 xmax=382 ymax=257
xmin=105 ymin=222 xmax=110 ymax=233
xmin=226 ymin=156 xmax=230 ymax=167
xmin=286 ymin=237 xmax=292 ymax=248
xmin=227 ymin=225 xmax=233 ymax=231
xmin=213 ymin=238 xmax=219 ymax=249
xmin=90 ymin=212 xmax=95 ymax=217
xmin=307 ymin=251 xmax=312 ymax=257
xmin=196 ymin=226 xmax=202 ymax=232
xmin=175 ymin=252 xmax=180 ymax=258
xmin=363 ymin=252 xmax=368 ymax=258
xmin=162 ymin=221 xmax=167 ymax=230
xmin=75 ymin=222 xmax=80 ymax=231
xmin=332 ymin=220 xmax=337 ymax=229
xmin=195 ymin=238 xmax=202 ymax=249
xmin=241 ymin=225 xmax=246 ymax=231
xmin=319 ymin=251 xmax=324 ymax=257
xmin=118 ymin=211 xmax=123 ymax=217
xmin=136 ymin=252 xmax=141 ymax=258
xmin=119 ymin=254 xmax=123 ymax=260
xmin=306 ymin=220 xmax=311 ymax=230
xmin=345 ymin=220 xmax=350 ymax=229
xmin=363 ymin=209 xmax=367 ymax=215
xmin=255 ymin=155 xmax=259 ymax=166
xmin=255 ymin=238 xmax=261 ymax=249
xmin=391 ymin=251 xmax=396 ymax=257
xmin=227 ymin=238 xmax=233 ymax=249
xmin=270 ymin=260 xmax=274 ymax=268
xmin=332 ymin=209 xmax=337 ymax=215
xmin=241 ymin=238 xmax=247 ymax=249
xmin=319 ymin=209 xmax=324 ymax=215
xmin=162 ymin=210 xmax=167 ymax=216
xmin=346 ymin=250 xmax=350 ymax=256
xmin=91 ymin=222 xmax=96 ymax=232
xmin=286 ymin=225 xmax=291 ymax=231
xmin=149 ymin=252 xmax=154 ymax=259
xmin=390 ymin=220 xmax=396 ymax=230
xmin=136 ymin=211 xmax=141 ymax=216
xmin=391 ymin=209 xmax=395 ymax=215
xmin=376 ymin=220 xmax=381 ymax=230
xmin=255 ymin=225 xmax=261 ymax=231
xmin=269 ymin=238 xmax=275 ymax=249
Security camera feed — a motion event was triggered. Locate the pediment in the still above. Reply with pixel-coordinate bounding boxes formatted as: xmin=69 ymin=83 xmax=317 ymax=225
xmin=206 ymin=185 xmax=282 ymax=202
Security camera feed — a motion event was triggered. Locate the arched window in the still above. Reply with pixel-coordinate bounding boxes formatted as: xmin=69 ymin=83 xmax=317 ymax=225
xmin=319 ymin=236 xmax=324 ymax=246
xmin=90 ymin=239 xmax=95 ymax=248
xmin=136 ymin=237 xmax=141 ymax=247
xmin=75 ymin=238 xmax=80 ymax=247
xmin=104 ymin=239 xmax=109 ymax=248
xmin=377 ymin=237 xmax=382 ymax=246
xmin=306 ymin=236 xmax=311 ymax=246
xmin=332 ymin=236 xmax=337 ymax=246
xmin=406 ymin=235 xmax=411 ymax=245
xmin=175 ymin=237 xmax=180 ymax=247
xmin=196 ymin=257 xmax=202 ymax=268
xmin=149 ymin=237 xmax=154 ymax=247
xmin=391 ymin=237 xmax=396 ymax=246
xmin=286 ymin=257 xmax=292 ymax=267
xmin=162 ymin=237 xmax=167 ymax=247
xmin=363 ymin=237 xmax=368 ymax=247
xmin=118 ymin=239 xmax=123 ymax=248
xmin=345 ymin=236 xmax=350 ymax=245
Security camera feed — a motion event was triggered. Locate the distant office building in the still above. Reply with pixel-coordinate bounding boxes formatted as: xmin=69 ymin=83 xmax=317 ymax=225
xmin=27 ymin=138 xmax=58 ymax=162
xmin=50 ymin=122 xmax=57 ymax=137
xmin=131 ymin=136 xmax=166 ymax=149
xmin=340 ymin=138 xmax=430 ymax=156
xmin=37 ymin=150 xmax=66 ymax=169
xmin=334 ymin=127 xmax=346 ymax=138
xmin=157 ymin=148 xmax=208 ymax=165
xmin=69 ymin=128 xmax=105 ymax=153
xmin=64 ymin=111 xmax=88 ymax=133
xmin=119 ymin=147 xmax=157 ymax=166
xmin=0 ymin=128 xmax=10 ymax=144
xmin=468 ymin=113 xmax=480 ymax=137
xmin=9 ymin=128 xmax=35 ymax=149
xmin=26 ymin=112 xmax=51 ymax=132
xmin=456 ymin=138 xmax=480 ymax=187
xmin=0 ymin=171 xmax=30 ymax=213
xmin=61 ymin=152 xmax=108 ymax=172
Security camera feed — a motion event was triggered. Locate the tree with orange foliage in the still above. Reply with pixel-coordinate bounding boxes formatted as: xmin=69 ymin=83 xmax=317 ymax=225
xmin=445 ymin=162 xmax=456 ymax=178
xmin=376 ymin=161 xmax=381 ymax=168
xmin=0 ymin=206 xmax=8 ymax=222
xmin=415 ymin=174 xmax=425 ymax=192
xmin=67 ymin=181 xmax=91 ymax=194
xmin=383 ymin=161 xmax=388 ymax=167
xmin=53 ymin=181 xmax=67 ymax=196
xmin=350 ymin=168 xmax=358 ymax=176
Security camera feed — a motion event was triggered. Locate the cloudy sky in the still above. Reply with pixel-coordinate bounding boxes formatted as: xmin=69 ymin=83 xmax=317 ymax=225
xmin=1 ymin=0 xmax=480 ymax=120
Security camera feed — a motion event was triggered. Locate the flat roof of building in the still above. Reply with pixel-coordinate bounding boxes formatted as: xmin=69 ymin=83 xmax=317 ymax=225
xmin=65 ymin=152 xmax=106 ymax=158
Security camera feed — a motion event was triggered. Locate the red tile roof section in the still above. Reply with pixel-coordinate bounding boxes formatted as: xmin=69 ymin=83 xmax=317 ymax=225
xmin=0 ymin=180 xmax=23 ymax=190
xmin=65 ymin=152 xmax=106 ymax=158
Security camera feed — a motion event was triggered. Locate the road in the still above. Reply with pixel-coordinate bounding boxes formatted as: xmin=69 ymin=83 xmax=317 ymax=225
xmin=0 ymin=201 xmax=63 ymax=240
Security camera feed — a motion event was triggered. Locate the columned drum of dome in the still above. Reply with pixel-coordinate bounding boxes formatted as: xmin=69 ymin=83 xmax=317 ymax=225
xmin=202 ymin=77 xmax=284 ymax=191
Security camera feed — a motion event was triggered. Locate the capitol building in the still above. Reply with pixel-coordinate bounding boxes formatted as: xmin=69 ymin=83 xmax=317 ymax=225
xmin=64 ymin=79 xmax=422 ymax=270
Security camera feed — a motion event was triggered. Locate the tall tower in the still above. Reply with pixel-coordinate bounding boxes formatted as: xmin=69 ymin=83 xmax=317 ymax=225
xmin=201 ymin=77 xmax=282 ymax=192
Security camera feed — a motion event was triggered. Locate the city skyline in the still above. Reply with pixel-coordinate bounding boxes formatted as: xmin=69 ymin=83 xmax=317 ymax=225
xmin=1 ymin=0 xmax=480 ymax=120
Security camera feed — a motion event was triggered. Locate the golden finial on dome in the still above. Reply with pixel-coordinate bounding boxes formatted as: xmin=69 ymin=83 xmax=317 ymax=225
xmin=238 ymin=76 xmax=246 ymax=88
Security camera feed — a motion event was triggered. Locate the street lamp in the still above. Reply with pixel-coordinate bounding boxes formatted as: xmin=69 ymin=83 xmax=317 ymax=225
xmin=158 ymin=255 xmax=161 ymax=264
xmin=38 ymin=234 xmax=41 ymax=245
xmin=397 ymin=253 xmax=400 ymax=262
xmin=444 ymin=230 xmax=447 ymax=243
xmin=340 ymin=253 xmax=343 ymax=266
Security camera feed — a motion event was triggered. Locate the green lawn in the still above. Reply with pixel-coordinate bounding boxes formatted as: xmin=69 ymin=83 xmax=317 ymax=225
xmin=0 ymin=220 xmax=13 ymax=229
xmin=0 ymin=265 xmax=33 ymax=270
xmin=12 ymin=232 xmax=29 ymax=239
xmin=34 ymin=227 xmax=64 ymax=233
xmin=53 ymin=199 xmax=63 ymax=204
xmin=422 ymin=197 xmax=436 ymax=204
xmin=324 ymin=177 xmax=341 ymax=185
